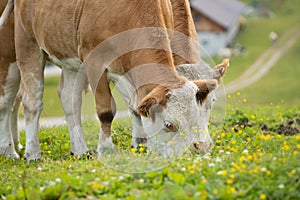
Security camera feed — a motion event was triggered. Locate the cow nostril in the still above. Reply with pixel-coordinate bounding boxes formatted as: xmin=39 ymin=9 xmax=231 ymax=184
xmin=193 ymin=141 xmax=212 ymax=154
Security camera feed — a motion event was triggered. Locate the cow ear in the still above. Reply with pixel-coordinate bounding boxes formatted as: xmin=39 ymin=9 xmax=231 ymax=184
xmin=194 ymin=79 xmax=218 ymax=105
xmin=137 ymin=87 xmax=167 ymax=121
xmin=137 ymin=97 xmax=157 ymax=118
xmin=213 ymin=59 xmax=229 ymax=82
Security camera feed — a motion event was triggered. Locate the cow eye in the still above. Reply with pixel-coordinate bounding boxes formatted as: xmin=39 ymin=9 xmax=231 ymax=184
xmin=164 ymin=121 xmax=175 ymax=132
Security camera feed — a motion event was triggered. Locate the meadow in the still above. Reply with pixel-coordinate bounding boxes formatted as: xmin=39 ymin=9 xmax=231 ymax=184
xmin=1 ymin=0 xmax=300 ymax=199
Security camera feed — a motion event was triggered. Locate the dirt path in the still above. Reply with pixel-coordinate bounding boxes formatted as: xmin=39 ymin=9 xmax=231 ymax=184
xmin=225 ymin=23 xmax=300 ymax=94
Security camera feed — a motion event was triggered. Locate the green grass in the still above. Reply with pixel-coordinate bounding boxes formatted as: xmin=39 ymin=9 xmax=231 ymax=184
xmin=221 ymin=0 xmax=300 ymax=83
xmin=241 ymin=37 xmax=300 ymax=106
xmin=1 ymin=104 xmax=299 ymax=199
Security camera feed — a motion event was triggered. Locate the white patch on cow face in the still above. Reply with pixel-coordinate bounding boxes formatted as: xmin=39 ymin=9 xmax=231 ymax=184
xmin=141 ymin=81 xmax=213 ymax=157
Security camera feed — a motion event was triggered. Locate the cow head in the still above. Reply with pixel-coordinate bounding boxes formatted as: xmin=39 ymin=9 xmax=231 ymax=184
xmin=137 ymin=59 xmax=228 ymax=157
xmin=137 ymin=79 xmax=217 ymax=157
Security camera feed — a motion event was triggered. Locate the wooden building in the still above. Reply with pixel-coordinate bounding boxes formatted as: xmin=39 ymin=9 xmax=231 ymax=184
xmin=189 ymin=0 xmax=249 ymax=57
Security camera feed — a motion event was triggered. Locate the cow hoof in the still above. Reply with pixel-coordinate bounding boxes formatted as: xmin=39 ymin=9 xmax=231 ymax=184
xmin=97 ymin=136 xmax=115 ymax=157
xmin=70 ymin=148 xmax=89 ymax=157
xmin=70 ymin=150 xmax=96 ymax=160
xmin=0 ymin=146 xmax=20 ymax=159
xmin=131 ymin=137 xmax=147 ymax=148
xmin=4 ymin=151 xmax=20 ymax=159
xmin=24 ymin=151 xmax=41 ymax=162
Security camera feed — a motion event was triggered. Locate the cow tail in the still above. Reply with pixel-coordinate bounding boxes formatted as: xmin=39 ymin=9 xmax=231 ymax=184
xmin=0 ymin=0 xmax=14 ymax=30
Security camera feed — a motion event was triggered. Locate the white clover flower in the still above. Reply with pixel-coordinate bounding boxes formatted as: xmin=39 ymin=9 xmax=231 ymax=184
xmin=181 ymin=167 xmax=186 ymax=171
xmin=242 ymin=149 xmax=249 ymax=154
xmin=91 ymin=169 xmax=96 ymax=173
xmin=37 ymin=167 xmax=42 ymax=172
xmin=278 ymin=184 xmax=285 ymax=189
xmin=261 ymin=167 xmax=267 ymax=172
xmin=49 ymin=181 xmax=56 ymax=186
xmin=219 ymin=150 xmax=225 ymax=153
xmin=216 ymin=157 xmax=222 ymax=163
xmin=55 ymin=178 xmax=61 ymax=183
xmin=208 ymin=163 xmax=215 ymax=167
xmin=226 ymin=151 xmax=231 ymax=155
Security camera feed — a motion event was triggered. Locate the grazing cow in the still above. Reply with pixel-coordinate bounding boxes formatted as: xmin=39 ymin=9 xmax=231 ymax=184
xmin=0 ymin=0 xmax=228 ymax=160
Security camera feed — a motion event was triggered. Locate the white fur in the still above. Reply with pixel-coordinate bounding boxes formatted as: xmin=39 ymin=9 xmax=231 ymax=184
xmin=59 ymin=67 xmax=89 ymax=155
xmin=108 ymin=71 xmax=147 ymax=148
xmin=22 ymin=79 xmax=44 ymax=161
xmin=0 ymin=63 xmax=20 ymax=158
xmin=24 ymin=116 xmax=41 ymax=160
xmin=141 ymin=81 xmax=213 ymax=157
xmin=108 ymin=67 xmax=215 ymax=156
xmin=97 ymin=133 xmax=114 ymax=157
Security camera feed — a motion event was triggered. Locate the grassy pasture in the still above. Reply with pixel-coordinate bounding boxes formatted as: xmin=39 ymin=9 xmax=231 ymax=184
xmin=1 ymin=103 xmax=299 ymax=199
xmin=2 ymin=0 xmax=300 ymax=199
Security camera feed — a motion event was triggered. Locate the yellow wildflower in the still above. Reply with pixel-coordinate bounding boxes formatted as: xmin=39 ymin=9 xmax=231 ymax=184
xmin=131 ymin=148 xmax=137 ymax=154
xmin=247 ymin=155 xmax=253 ymax=161
xmin=226 ymin=179 xmax=234 ymax=184
xmin=260 ymin=194 xmax=266 ymax=200
xmin=202 ymin=178 xmax=208 ymax=183
xmin=221 ymin=170 xmax=227 ymax=176
xmin=283 ymin=145 xmax=290 ymax=151
xmin=213 ymin=189 xmax=218 ymax=195
xmin=221 ymin=132 xmax=226 ymax=138
xmin=239 ymin=156 xmax=245 ymax=163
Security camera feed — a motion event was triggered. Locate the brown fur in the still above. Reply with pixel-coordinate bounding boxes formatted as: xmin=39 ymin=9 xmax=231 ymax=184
xmin=194 ymin=79 xmax=218 ymax=105
xmin=170 ymin=0 xmax=200 ymax=65
xmin=0 ymin=0 xmax=15 ymax=96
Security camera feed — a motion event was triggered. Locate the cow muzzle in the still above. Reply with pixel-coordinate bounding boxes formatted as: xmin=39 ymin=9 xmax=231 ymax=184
xmin=192 ymin=141 xmax=212 ymax=154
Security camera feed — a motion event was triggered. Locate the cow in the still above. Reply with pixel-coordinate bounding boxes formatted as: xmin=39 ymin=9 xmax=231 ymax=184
xmin=0 ymin=0 xmax=228 ymax=161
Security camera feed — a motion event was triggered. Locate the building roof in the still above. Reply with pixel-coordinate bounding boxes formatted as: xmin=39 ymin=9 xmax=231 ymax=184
xmin=190 ymin=0 xmax=246 ymax=29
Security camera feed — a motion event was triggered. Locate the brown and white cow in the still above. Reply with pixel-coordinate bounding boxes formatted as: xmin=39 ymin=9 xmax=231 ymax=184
xmin=0 ymin=0 xmax=228 ymax=160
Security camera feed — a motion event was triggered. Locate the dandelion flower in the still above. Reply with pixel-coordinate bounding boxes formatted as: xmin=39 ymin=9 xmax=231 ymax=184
xmin=260 ymin=194 xmax=266 ymax=200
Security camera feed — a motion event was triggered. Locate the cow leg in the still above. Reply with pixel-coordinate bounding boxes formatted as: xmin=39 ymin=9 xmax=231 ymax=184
xmin=95 ymin=71 xmax=116 ymax=156
xmin=15 ymin=20 xmax=45 ymax=161
xmin=130 ymin=109 xmax=147 ymax=148
xmin=0 ymin=62 xmax=21 ymax=158
xmin=57 ymin=67 xmax=88 ymax=156
xmin=11 ymin=91 xmax=23 ymax=150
